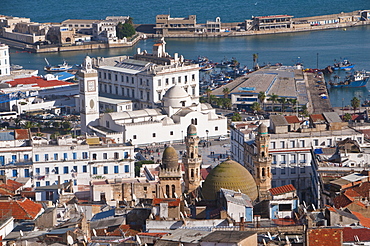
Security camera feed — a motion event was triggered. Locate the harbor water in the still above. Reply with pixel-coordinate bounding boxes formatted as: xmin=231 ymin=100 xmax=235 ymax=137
xmin=2 ymin=0 xmax=370 ymax=108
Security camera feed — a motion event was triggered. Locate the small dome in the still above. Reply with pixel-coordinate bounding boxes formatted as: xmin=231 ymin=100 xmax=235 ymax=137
xmin=202 ymin=159 xmax=258 ymax=201
xmin=187 ymin=124 xmax=197 ymax=136
xmin=163 ymin=85 xmax=189 ymax=99
xmin=162 ymin=146 xmax=179 ymax=169
xmin=258 ymin=123 xmax=268 ymax=135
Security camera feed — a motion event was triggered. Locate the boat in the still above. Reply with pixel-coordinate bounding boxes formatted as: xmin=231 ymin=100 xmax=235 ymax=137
xmin=200 ymin=65 xmax=213 ymax=71
xmin=10 ymin=64 xmax=23 ymax=70
xmin=332 ymin=59 xmax=355 ymax=71
xmin=329 ymin=71 xmax=369 ymax=88
xmin=44 ymin=58 xmax=73 ymax=72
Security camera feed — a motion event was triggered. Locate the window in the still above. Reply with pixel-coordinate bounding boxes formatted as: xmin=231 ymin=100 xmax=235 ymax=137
xmin=291 ymin=167 xmax=296 ymax=174
xmin=140 ymin=90 xmax=143 ymax=99
xmin=36 ymin=182 xmax=40 ymax=187
xmin=108 ymin=73 xmax=111 ymax=80
xmin=215 ymin=126 xmax=218 ymax=131
xmin=82 ymin=165 xmax=87 ymax=173
xmin=63 ymin=153 xmax=68 ymax=160
xmin=147 ymin=92 xmax=150 ymax=101
xmin=178 ymin=76 xmax=181 ymax=83
xmin=104 ymin=73 xmax=106 ymax=79
xmin=64 ymin=166 xmax=69 ymax=174
xmin=124 ymin=152 xmax=128 ymax=158
xmin=115 ymin=86 xmax=118 ymax=94
xmin=272 ymin=155 xmax=277 ymax=164
xmin=280 ymin=141 xmax=285 ymax=148
xmin=290 ymin=140 xmax=295 ymax=148
xmin=46 ymin=181 xmax=50 ymax=186
xmin=185 ymin=75 xmax=188 ymax=83
xmin=115 ymin=74 xmax=118 ymax=81
xmin=126 ymin=76 xmax=129 ymax=83
xmin=290 ymin=154 xmax=296 ymax=164
xmin=54 ymin=167 xmax=59 ymax=174
xmin=313 ymin=139 xmax=318 ymax=146
xmin=281 ymin=155 xmax=286 ymax=164
xmin=271 ymin=168 xmax=276 ymax=175
xmin=114 ymin=166 xmax=119 ymax=174
xmin=133 ymin=135 xmax=137 ymax=139
xmin=35 ymin=168 xmax=40 ymax=175
xmin=158 ymin=79 xmax=161 ymax=86
xmin=300 ymin=167 xmax=305 ymax=173
xmin=172 ymin=77 xmax=175 ymax=84
xmin=12 ymin=155 xmax=17 ymax=163
xmin=45 ymin=167 xmax=49 ymax=174
xmin=104 ymin=166 xmax=108 ymax=174
xmin=74 ymin=180 xmax=77 ymax=186
xmin=152 ymin=133 xmax=156 ymax=137
xmin=12 ymin=170 xmax=17 ymax=177
xmin=54 ymin=153 xmax=58 ymax=160
xmin=146 ymin=79 xmax=149 ymax=86
xmin=300 ymin=154 xmax=306 ymax=163
xmin=73 ymin=153 xmax=77 ymax=160
xmin=24 ymin=154 xmax=29 ymax=161
xmin=103 ymin=153 xmax=107 ymax=159
xmin=121 ymin=75 xmax=124 ymax=82
xmin=192 ymin=74 xmax=195 ymax=81
xmin=165 ymin=78 xmax=169 ymax=85
xmin=170 ymin=131 xmax=174 ymax=135
xmin=281 ymin=168 xmax=286 ymax=175
xmin=300 ymin=140 xmax=305 ymax=147
xmin=93 ymin=167 xmax=97 ymax=175
xmin=279 ymin=204 xmax=292 ymax=211
xmin=82 ymin=152 xmax=88 ymax=159
xmin=73 ymin=166 xmax=77 ymax=172
xmin=35 ymin=154 xmax=39 ymax=162
xmin=125 ymin=165 xmax=129 ymax=173
xmin=271 ymin=142 xmax=276 ymax=149
xmin=132 ymin=89 xmax=135 ymax=97
xmin=45 ymin=154 xmax=49 ymax=161
xmin=24 ymin=169 xmax=30 ymax=177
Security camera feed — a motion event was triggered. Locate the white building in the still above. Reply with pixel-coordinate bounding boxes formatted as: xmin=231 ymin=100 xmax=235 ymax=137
xmin=232 ymin=113 xmax=364 ymax=205
xmin=96 ymin=38 xmax=199 ymax=110
xmin=0 ymin=133 xmax=136 ymax=189
xmin=0 ymin=43 xmax=10 ymax=77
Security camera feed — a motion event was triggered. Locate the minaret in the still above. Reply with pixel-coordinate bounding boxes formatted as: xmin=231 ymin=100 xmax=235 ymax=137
xmin=253 ymin=123 xmax=272 ymax=201
xmin=0 ymin=43 xmax=10 ymax=77
xmin=78 ymin=56 xmax=99 ymax=134
xmin=158 ymin=146 xmax=182 ymax=199
xmin=183 ymin=124 xmax=202 ymax=194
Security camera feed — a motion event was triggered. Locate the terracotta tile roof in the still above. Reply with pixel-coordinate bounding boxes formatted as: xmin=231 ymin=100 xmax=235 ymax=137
xmin=138 ymin=232 xmax=167 ymax=237
xmin=200 ymin=168 xmax=210 ymax=180
xmin=351 ymin=211 xmax=370 ymax=228
xmin=0 ymin=179 xmax=23 ymax=193
xmin=344 ymin=189 xmax=361 ymax=198
xmin=272 ymin=218 xmax=297 ymax=226
xmin=14 ymin=129 xmax=29 ymax=140
xmin=343 ymin=227 xmax=370 ymax=242
xmin=307 ymin=228 xmax=342 ymax=246
xmin=333 ymin=193 xmax=354 ymax=209
xmin=269 ymin=184 xmax=296 ymax=196
xmin=310 ymin=114 xmax=325 ymax=123
xmin=94 ymin=224 xmax=139 ymax=237
xmin=352 ymin=182 xmax=370 ymax=198
xmin=360 ymin=129 xmax=370 ymax=139
xmin=152 ymin=198 xmax=180 ymax=207
xmin=0 ymin=198 xmax=42 ymax=220
xmin=284 ymin=115 xmax=300 ymax=123
xmin=5 ymin=76 xmax=73 ymax=89
xmin=0 ymin=189 xmax=14 ymax=196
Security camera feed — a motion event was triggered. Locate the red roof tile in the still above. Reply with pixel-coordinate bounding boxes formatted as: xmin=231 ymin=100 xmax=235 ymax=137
xmin=284 ymin=115 xmax=300 ymax=124
xmin=360 ymin=129 xmax=370 ymax=139
xmin=5 ymin=76 xmax=73 ymax=89
xmin=352 ymin=182 xmax=370 ymax=198
xmin=269 ymin=184 xmax=296 ymax=196
xmin=0 ymin=179 xmax=23 ymax=193
xmin=307 ymin=228 xmax=342 ymax=246
xmin=344 ymin=189 xmax=361 ymax=198
xmin=351 ymin=211 xmax=370 ymax=228
xmin=343 ymin=227 xmax=370 ymax=242
xmin=15 ymin=129 xmax=29 ymax=140
xmin=200 ymin=168 xmax=210 ymax=180
xmin=0 ymin=198 xmax=42 ymax=220
xmin=152 ymin=198 xmax=180 ymax=207
xmin=310 ymin=114 xmax=325 ymax=123
xmin=333 ymin=194 xmax=353 ymax=209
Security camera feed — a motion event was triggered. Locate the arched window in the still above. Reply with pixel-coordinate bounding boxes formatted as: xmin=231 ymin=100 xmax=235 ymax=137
xmin=171 ymin=184 xmax=176 ymax=198
xmin=66 ymin=37 xmax=71 ymax=42
xmin=191 ymin=169 xmax=194 ymax=178
xmin=165 ymin=185 xmax=170 ymax=198
xmin=262 ymin=168 xmax=265 ymax=177
xmin=191 ymin=152 xmax=194 ymax=158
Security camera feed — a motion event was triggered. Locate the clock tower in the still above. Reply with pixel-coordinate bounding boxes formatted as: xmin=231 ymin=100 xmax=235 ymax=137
xmin=79 ymin=56 xmax=99 ymax=134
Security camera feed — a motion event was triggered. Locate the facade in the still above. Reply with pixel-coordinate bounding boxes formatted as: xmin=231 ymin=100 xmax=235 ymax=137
xmin=155 ymin=15 xmax=198 ymax=35
xmin=235 ymin=113 xmax=364 ymax=205
xmin=0 ymin=43 xmax=10 ymax=77
xmin=251 ymin=15 xmax=293 ymax=31
xmin=269 ymin=184 xmax=299 ymax=219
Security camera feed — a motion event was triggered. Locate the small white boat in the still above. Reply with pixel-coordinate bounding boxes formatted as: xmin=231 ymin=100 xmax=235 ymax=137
xmin=44 ymin=58 xmax=73 ymax=72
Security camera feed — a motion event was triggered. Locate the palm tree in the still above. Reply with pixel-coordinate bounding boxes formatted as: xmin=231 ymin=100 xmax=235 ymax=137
xmin=22 ymin=121 xmax=34 ymax=130
xmin=258 ymin=91 xmax=266 ymax=111
xmin=289 ymin=98 xmax=298 ymax=112
xmin=222 ymin=87 xmax=230 ymax=99
xmin=13 ymin=118 xmax=22 ymax=128
xmin=278 ymin=97 xmax=287 ymax=112
xmin=269 ymin=93 xmax=279 ymax=112
xmin=251 ymin=102 xmax=261 ymax=113
xmin=351 ymin=96 xmax=360 ymax=113
xmin=205 ymin=88 xmax=212 ymax=103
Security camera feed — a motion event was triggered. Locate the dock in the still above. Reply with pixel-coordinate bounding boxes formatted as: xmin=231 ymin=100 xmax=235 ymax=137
xmin=305 ymin=72 xmax=333 ymax=114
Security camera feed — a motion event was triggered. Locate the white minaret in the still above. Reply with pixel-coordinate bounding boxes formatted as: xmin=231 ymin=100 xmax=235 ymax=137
xmin=79 ymin=56 xmax=99 ymax=134
xmin=0 ymin=43 xmax=10 ymax=77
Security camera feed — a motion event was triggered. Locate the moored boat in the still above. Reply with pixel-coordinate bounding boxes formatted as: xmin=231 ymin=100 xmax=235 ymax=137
xmin=329 ymin=71 xmax=369 ymax=88
xmin=332 ymin=59 xmax=355 ymax=71
xmin=44 ymin=58 xmax=73 ymax=72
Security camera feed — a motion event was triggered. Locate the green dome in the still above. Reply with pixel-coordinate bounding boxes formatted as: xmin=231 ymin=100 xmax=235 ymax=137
xmin=202 ymin=159 xmax=258 ymax=201
xmin=162 ymin=146 xmax=179 ymax=169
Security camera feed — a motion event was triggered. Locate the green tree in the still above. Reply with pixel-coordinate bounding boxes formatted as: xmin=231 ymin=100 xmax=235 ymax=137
xmin=52 ymin=121 xmax=60 ymax=128
xmin=116 ymin=19 xmax=136 ymax=39
xmin=22 ymin=121 xmax=34 ymax=129
xmin=343 ymin=113 xmax=352 ymax=122
xmin=222 ymin=87 xmax=230 ymax=99
xmin=351 ymin=96 xmax=360 ymax=113
xmin=289 ymin=98 xmax=298 ymax=113
xmin=205 ymin=88 xmax=212 ymax=103
xmin=231 ymin=112 xmax=242 ymax=121
xmin=13 ymin=118 xmax=22 ymax=128
xmin=300 ymin=105 xmax=309 ymax=116
xmin=269 ymin=93 xmax=279 ymax=112
xmin=251 ymin=102 xmax=261 ymax=113
xmin=278 ymin=97 xmax=287 ymax=112
xmin=258 ymin=91 xmax=266 ymax=110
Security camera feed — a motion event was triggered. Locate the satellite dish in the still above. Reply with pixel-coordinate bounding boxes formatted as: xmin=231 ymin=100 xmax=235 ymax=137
xmin=67 ymin=235 xmax=74 ymax=245
xmin=19 ymin=230 xmax=23 ymax=237
xmin=136 ymin=235 xmax=142 ymax=245
xmin=83 ymin=235 xmax=88 ymax=243
xmin=92 ymin=229 xmax=97 ymax=237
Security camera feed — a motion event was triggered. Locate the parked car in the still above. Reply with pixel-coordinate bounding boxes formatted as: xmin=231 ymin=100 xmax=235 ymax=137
xmin=217 ymin=135 xmax=228 ymax=141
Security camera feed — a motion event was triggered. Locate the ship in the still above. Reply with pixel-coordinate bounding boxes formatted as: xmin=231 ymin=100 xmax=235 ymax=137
xmin=332 ymin=59 xmax=355 ymax=71
xmin=329 ymin=71 xmax=369 ymax=88
xmin=44 ymin=58 xmax=73 ymax=72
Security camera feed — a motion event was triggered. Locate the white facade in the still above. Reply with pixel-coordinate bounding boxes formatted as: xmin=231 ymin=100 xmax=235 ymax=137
xmin=0 ymin=43 xmax=10 ymax=77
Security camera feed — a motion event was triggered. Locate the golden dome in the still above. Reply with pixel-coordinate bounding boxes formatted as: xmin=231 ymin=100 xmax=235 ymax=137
xmin=202 ymin=159 xmax=258 ymax=201
xmin=162 ymin=146 xmax=179 ymax=169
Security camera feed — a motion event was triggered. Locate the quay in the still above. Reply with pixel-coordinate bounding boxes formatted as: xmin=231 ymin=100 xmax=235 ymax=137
xmin=0 ymin=10 xmax=370 ymax=53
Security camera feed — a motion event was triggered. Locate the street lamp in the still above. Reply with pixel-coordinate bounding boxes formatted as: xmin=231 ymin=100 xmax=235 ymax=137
xmin=181 ymin=130 xmax=183 ymax=143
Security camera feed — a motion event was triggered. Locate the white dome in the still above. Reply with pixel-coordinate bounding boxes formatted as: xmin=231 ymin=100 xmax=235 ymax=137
xmin=163 ymin=85 xmax=189 ymax=99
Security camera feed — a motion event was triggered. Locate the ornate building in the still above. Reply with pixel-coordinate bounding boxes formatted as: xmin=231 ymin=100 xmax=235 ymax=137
xmin=183 ymin=124 xmax=202 ymax=195
xmin=253 ymin=123 xmax=272 ymax=201
xmin=79 ymin=56 xmax=99 ymax=134
xmin=158 ymin=146 xmax=182 ymax=199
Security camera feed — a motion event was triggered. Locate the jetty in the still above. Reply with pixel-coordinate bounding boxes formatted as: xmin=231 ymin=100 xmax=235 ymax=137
xmin=0 ymin=10 xmax=369 ymax=53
